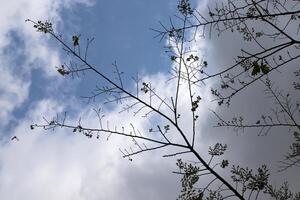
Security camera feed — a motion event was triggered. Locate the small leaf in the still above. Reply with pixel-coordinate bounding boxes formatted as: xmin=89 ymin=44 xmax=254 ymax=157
xmin=57 ymin=68 xmax=69 ymax=76
xmin=261 ymin=64 xmax=270 ymax=74
xmin=251 ymin=62 xmax=260 ymax=76
xmin=170 ymin=56 xmax=177 ymax=61
xmin=72 ymin=35 xmax=80 ymax=46
xmin=221 ymin=160 xmax=229 ymax=168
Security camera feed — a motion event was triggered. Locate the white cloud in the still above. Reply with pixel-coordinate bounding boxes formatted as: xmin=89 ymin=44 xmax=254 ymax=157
xmin=0 ymin=55 xmax=214 ymax=199
xmin=0 ymin=0 xmax=93 ymax=127
xmin=0 ymin=0 xmax=189 ymax=198
xmin=0 ymin=67 xmax=30 ymax=122
xmin=5 ymin=0 xmax=293 ymax=199
xmin=0 ymin=93 xmax=183 ymax=200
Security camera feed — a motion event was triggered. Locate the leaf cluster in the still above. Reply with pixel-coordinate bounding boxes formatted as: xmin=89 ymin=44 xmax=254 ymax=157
xmin=231 ymin=164 xmax=269 ymax=192
xmin=176 ymin=159 xmax=203 ymax=200
xmin=30 ymin=20 xmax=53 ymax=33
xmin=177 ymin=0 xmax=193 ymax=16
xmin=251 ymin=61 xmax=270 ymax=76
xmin=191 ymin=96 xmax=202 ymax=112
xmin=266 ymin=182 xmax=300 ymax=200
xmin=208 ymin=143 xmax=227 ymax=156
xmin=141 ymin=82 xmax=149 ymax=93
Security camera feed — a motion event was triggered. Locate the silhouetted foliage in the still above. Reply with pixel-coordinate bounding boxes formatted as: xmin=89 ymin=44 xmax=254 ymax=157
xmin=27 ymin=0 xmax=299 ymax=199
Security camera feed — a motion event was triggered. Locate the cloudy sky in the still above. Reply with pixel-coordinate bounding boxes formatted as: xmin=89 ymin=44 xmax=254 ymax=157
xmin=0 ymin=0 xmax=299 ymax=200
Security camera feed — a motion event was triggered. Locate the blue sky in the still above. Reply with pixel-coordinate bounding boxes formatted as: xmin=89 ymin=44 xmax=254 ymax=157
xmin=61 ymin=0 xmax=176 ymax=74
xmin=0 ymin=0 xmax=299 ymax=199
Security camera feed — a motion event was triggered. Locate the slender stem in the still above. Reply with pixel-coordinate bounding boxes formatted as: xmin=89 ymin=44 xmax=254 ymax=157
xmin=174 ymin=16 xmax=187 ymax=123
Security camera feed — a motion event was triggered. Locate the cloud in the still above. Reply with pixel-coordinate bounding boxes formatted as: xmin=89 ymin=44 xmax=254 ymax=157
xmin=0 ymin=0 xmax=93 ymax=127
xmin=0 ymin=57 xmax=213 ymax=200
xmin=189 ymin=0 xmax=300 ymax=191
xmin=0 ymin=92 xmax=183 ymax=200
xmin=0 ymin=0 xmax=188 ymax=198
xmin=1 ymin=0 xmax=299 ymax=200
xmin=0 ymin=66 xmax=30 ymax=124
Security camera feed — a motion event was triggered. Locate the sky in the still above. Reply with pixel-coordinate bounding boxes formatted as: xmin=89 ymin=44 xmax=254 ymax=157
xmin=0 ymin=0 xmax=299 ymax=200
